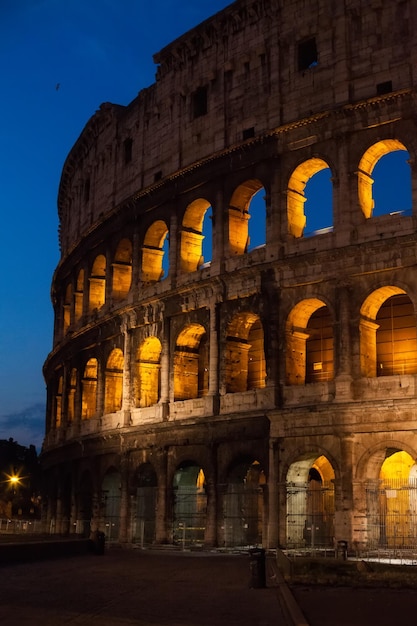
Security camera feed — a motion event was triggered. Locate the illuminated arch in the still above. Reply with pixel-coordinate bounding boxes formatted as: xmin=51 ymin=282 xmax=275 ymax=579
xmin=63 ymin=284 xmax=72 ymax=334
xmin=81 ymin=358 xmax=98 ymax=419
xmin=54 ymin=375 xmax=63 ymax=427
xmin=104 ymin=348 xmax=124 ymax=414
xmin=142 ymin=220 xmax=169 ymax=282
xmin=112 ymin=238 xmax=132 ymax=300
xmin=287 ymin=158 xmax=330 ymax=237
xmin=225 ymin=312 xmax=266 ymax=392
xmin=88 ymin=255 xmax=106 ymax=312
xmin=136 ymin=337 xmax=162 ymax=407
xmin=286 ymin=299 xmax=334 ymax=384
xmin=360 ymin=286 xmax=417 ymax=377
xmin=358 ymin=140 xmax=408 ymax=218
xmin=174 ymin=324 xmax=208 ymax=400
xmin=67 ymin=368 xmax=77 ymax=422
xmin=228 ymin=179 xmax=265 ymax=255
xmin=286 ymin=454 xmax=335 ymax=548
xmin=74 ymin=269 xmax=84 ymax=321
xmin=180 ymin=199 xmax=212 ymax=272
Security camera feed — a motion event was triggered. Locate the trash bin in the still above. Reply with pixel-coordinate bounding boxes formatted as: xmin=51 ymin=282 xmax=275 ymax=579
xmin=90 ymin=530 xmax=105 ymax=555
xmin=337 ymin=540 xmax=348 ymax=560
xmin=249 ymin=548 xmax=266 ymax=588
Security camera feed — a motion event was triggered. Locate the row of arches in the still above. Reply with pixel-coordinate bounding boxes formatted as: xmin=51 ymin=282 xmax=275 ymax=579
xmin=59 ymin=140 xmax=411 ymax=337
xmin=45 ymin=445 xmax=417 ymax=550
xmin=52 ymin=285 xmax=417 ymax=428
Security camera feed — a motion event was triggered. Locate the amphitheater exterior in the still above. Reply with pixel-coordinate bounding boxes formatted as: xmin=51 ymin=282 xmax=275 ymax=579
xmin=42 ymin=0 xmax=417 ymax=552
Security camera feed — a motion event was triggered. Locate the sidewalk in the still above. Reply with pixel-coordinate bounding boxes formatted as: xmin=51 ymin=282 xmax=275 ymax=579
xmin=0 ymin=547 xmax=290 ymax=626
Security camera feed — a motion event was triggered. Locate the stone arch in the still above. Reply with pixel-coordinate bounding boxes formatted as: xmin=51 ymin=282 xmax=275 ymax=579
xmin=54 ymin=375 xmax=63 ymax=428
xmin=173 ymin=324 xmax=208 ymax=400
xmin=180 ymin=199 xmax=212 ymax=272
xmin=74 ymin=269 xmax=84 ymax=321
xmin=360 ymin=286 xmax=417 ymax=377
xmin=286 ymin=298 xmax=334 ymax=384
xmin=228 ymin=178 xmax=266 ymax=255
xmin=136 ymin=337 xmax=162 ymax=407
xmin=172 ymin=461 xmax=207 ymax=547
xmin=77 ymin=469 xmax=93 ymax=536
xmin=223 ymin=457 xmax=266 ymax=547
xmin=112 ymin=238 xmax=132 ymax=300
xmin=225 ymin=312 xmax=266 ymax=392
xmin=67 ymin=368 xmax=77 ymax=422
xmin=286 ymin=452 xmax=335 ymax=548
xmin=88 ymin=254 xmax=106 ymax=312
xmin=287 ymin=158 xmax=331 ymax=237
xmin=81 ymin=358 xmax=98 ymax=419
xmin=133 ymin=462 xmax=158 ymax=545
xmin=101 ymin=468 xmax=121 ymax=540
xmin=104 ymin=348 xmax=124 ymax=414
xmin=356 ymin=444 xmax=417 ymax=549
xmin=63 ymin=283 xmax=72 ymax=334
xmin=142 ymin=220 xmax=169 ymax=282
xmin=358 ymin=139 xmax=409 ymax=218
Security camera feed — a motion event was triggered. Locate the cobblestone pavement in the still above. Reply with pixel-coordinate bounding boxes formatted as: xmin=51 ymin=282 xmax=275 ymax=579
xmin=0 ymin=548 xmax=289 ymax=626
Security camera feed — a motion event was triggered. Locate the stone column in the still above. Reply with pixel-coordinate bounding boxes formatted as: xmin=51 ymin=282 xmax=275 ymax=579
xmin=335 ymin=283 xmax=353 ymax=400
xmin=118 ymin=456 xmax=130 ymax=543
xmin=334 ymin=434 xmax=355 ymax=547
xmin=121 ymin=315 xmax=132 ymax=426
xmin=208 ymin=300 xmax=220 ymax=414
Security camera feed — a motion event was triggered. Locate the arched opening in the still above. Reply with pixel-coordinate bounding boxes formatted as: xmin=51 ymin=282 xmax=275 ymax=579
xmin=180 ymin=199 xmax=212 ymax=272
xmin=74 ymin=269 xmax=84 ymax=321
xmin=77 ymin=470 xmax=93 ymax=536
xmin=173 ymin=324 xmax=208 ymax=400
xmin=67 ymin=368 xmax=77 ymax=422
xmin=358 ymin=140 xmax=410 ymax=219
xmin=366 ymin=449 xmax=417 ymax=549
xmin=286 ymin=299 xmax=333 ymax=385
xmin=88 ymin=255 xmax=106 ymax=312
xmin=63 ymin=284 xmax=72 ymax=334
xmin=81 ymin=358 xmax=97 ymax=419
xmin=54 ymin=375 xmax=63 ymax=428
xmin=134 ymin=463 xmax=157 ymax=546
xmin=287 ymin=158 xmax=332 ymax=237
xmin=286 ymin=455 xmax=335 ymax=548
xmin=142 ymin=220 xmax=169 ymax=282
xmin=228 ymin=179 xmax=266 ymax=255
xmin=225 ymin=313 xmax=266 ymax=393
xmin=360 ymin=287 xmax=417 ymax=377
xmin=112 ymin=238 xmax=132 ymax=300
xmin=101 ymin=469 xmax=121 ymax=541
xmin=173 ymin=463 xmax=206 ymax=547
xmin=104 ymin=349 xmax=124 ymax=414
xmin=136 ymin=337 xmax=162 ymax=407
xmin=223 ymin=459 xmax=265 ymax=547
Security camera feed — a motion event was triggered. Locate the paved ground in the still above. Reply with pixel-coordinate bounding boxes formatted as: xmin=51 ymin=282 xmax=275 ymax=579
xmin=0 ymin=548 xmax=288 ymax=626
xmin=292 ymin=584 xmax=417 ymax=626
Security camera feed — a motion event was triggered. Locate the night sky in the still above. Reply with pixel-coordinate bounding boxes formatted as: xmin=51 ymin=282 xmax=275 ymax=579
xmin=0 ymin=1 xmax=411 ymax=452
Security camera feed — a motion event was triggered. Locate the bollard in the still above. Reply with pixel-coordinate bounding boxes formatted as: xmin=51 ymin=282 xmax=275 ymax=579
xmin=337 ymin=540 xmax=348 ymax=560
xmin=249 ymin=548 xmax=266 ymax=588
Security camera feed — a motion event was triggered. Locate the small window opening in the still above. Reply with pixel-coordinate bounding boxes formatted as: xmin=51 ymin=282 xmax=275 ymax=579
xmin=298 ymin=38 xmax=318 ymax=71
xmin=192 ymin=86 xmax=208 ymax=119
xmin=124 ymin=138 xmax=133 ymax=164
xmin=154 ymin=171 xmax=162 ymax=182
xmin=376 ymin=81 xmax=393 ymax=95
xmin=242 ymin=127 xmax=255 ymax=140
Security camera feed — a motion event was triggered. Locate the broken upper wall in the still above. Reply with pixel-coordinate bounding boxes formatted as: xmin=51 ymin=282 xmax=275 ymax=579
xmin=57 ymin=0 xmax=417 ymax=258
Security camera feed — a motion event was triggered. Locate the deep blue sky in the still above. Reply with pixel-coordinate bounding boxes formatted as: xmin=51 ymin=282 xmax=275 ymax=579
xmin=0 ymin=0 xmax=232 ymax=451
xmin=0 ymin=1 xmax=411 ymax=453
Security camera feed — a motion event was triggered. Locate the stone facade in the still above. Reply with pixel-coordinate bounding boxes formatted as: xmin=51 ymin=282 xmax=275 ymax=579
xmin=42 ymin=0 xmax=417 ymax=551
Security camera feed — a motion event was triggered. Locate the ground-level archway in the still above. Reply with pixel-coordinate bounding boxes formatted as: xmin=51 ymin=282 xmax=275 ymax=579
xmin=286 ymin=454 xmax=335 ymax=548
xmin=172 ymin=462 xmax=207 ymax=547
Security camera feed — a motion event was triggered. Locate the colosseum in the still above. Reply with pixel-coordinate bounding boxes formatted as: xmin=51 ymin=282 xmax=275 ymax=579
xmin=42 ymin=0 xmax=417 ymax=553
